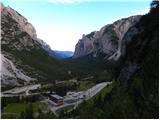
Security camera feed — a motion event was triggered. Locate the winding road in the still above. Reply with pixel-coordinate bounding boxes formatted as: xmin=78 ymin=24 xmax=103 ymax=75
xmin=1 ymin=84 xmax=41 ymax=97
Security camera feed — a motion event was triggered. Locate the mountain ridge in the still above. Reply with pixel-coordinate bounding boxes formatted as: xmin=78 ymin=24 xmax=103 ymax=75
xmin=1 ymin=3 xmax=69 ymax=88
xmin=73 ymin=15 xmax=141 ymax=60
xmin=52 ymin=50 xmax=74 ymax=58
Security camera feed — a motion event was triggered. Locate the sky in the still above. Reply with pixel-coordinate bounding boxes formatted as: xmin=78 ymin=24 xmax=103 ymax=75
xmin=1 ymin=0 xmax=151 ymax=51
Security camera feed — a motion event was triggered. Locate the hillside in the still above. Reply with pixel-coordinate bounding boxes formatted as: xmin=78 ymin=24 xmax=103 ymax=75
xmin=64 ymin=1 xmax=159 ymax=118
xmin=0 ymin=2 xmax=111 ymax=90
xmin=1 ymin=3 xmax=70 ymax=89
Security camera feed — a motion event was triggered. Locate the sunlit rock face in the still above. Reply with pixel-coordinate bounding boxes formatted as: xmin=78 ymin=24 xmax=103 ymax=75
xmin=1 ymin=3 xmax=52 ymax=88
xmin=1 ymin=3 xmax=37 ymax=38
xmin=1 ymin=3 xmax=51 ymax=51
xmin=1 ymin=54 xmax=35 ymax=88
xmin=73 ymin=15 xmax=141 ymax=59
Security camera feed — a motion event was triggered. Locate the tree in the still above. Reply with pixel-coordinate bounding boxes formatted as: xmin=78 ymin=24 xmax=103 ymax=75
xmin=150 ymin=0 xmax=159 ymax=9
xmin=20 ymin=111 xmax=25 ymax=119
xmin=24 ymin=104 xmax=34 ymax=119
xmin=150 ymin=0 xmax=159 ymax=13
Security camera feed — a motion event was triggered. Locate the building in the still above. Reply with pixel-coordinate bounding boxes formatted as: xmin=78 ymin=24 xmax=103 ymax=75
xmin=50 ymin=94 xmax=64 ymax=105
xmin=67 ymin=91 xmax=84 ymax=98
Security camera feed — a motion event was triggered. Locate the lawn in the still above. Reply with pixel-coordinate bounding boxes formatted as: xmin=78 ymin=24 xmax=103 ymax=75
xmin=56 ymin=105 xmax=74 ymax=114
xmin=2 ymin=102 xmax=41 ymax=119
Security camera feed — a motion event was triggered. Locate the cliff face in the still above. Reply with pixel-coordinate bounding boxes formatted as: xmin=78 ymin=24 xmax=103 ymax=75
xmin=69 ymin=1 xmax=159 ymax=118
xmin=1 ymin=3 xmax=51 ymax=51
xmin=73 ymin=15 xmax=141 ymax=59
xmin=1 ymin=3 xmax=36 ymax=38
xmin=0 ymin=3 xmax=53 ymax=88
xmin=1 ymin=3 xmax=78 ymax=89
xmin=72 ymin=1 xmax=159 ymax=119
xmin=105 ymin=4 xmax=159 ymax=118
xmin=1 ymin=54 xmax=35 ymax=88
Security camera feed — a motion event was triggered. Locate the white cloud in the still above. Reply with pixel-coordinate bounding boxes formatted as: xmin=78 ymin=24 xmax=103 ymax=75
xmin=136 ymin=7 xmax=150 ymax=15
xmin=131 ymin=7 xmax=150 ymax=15
xmin=47 ymin=0 xmax=90 ymax=4
xmin=34 ymin=24 xmax=87 ymax=51
xmin=9 ymin=0 xmax=151 ymax=4
xmin=48 ymin=0 xmax=151 ymax=4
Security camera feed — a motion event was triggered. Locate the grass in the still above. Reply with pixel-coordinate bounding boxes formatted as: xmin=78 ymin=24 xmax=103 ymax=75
xmin=76 ymin=81 xmax=95 ymax=91
xmin=56 ymin=105 xmax=74 ymax=114
xmin=2 ymin=102 xmax=42 ymax=119
xmin=78 ymin=81 xmax=115 ymax=108
xmin=97 ymin=82 xmax=115 ymax=99
xmin=53 ymin=80 xmax=95 ymax=93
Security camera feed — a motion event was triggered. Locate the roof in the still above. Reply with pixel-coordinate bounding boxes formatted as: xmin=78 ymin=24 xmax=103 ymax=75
xmin=51 ymin=94 xmax=64 ymax=99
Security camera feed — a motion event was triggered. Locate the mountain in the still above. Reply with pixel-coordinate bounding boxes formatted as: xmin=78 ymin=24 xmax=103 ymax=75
xmin=0 ymin=3 xmax=69 ymax=89
xmin=1 ymin=0 xmax=158 ymax=118
xmin=50 ymin=50 xmax=74 ymax=58
xmin=73 ymin=15 xmax=141 ymax=59
xmin=67 ymin=1 xmax=159 ymax=118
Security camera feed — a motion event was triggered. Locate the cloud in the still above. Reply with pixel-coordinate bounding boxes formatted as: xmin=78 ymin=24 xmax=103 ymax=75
xmin=131 ymin=7 xmax=150 ymax=15
xmin=137 ymin=7 xmax=150 ymax=15
xmin=48 ymin=0 xmax=90 ymax=4
xmin=47 ymin=0 xmax=151 ymax=4
xmin=9 ymin=0 xmax=151 ymax=4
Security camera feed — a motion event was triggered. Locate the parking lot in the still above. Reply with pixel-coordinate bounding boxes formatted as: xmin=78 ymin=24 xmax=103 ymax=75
xmin=46 ymin=81 xmax=112 ymax=113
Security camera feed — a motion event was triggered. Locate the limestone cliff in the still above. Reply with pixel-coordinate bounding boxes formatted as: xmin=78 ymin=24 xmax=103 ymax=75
xmin=1 ymin=3 xmax=51 ymax=88
xmin=73 ymin=15 xmax=141 ymax=59
xmin=1 ymin=3 xmax=51 ymax=51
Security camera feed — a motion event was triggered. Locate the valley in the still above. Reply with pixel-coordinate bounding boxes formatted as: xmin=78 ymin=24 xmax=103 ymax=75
xmin=0 ymin=0 xmax=159 ymax=119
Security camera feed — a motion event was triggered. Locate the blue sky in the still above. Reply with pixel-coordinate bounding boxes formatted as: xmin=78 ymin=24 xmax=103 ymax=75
xmin=1 ymin=0 xmax=151 ymax=51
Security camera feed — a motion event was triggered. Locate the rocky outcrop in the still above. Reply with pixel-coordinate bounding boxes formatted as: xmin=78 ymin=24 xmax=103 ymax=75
xmin=1 ymin=3 xmax=51 ymax=51
xmin=1 ymin=54 xmax=35 ymax=88
xmin=1 ymin=3 xmax=37 ymax=38
xmin=36 ymin=38 xmax=51 ymax=52
xmin=70 ymin=2 xmax=159 ymax=118
xmin=0 ymin=3 xmax=51 ymax=88
xmin=1 ymin=3 xmax=73 ymax=89
xmin=73 ymin=15 xmax=141 ymax=59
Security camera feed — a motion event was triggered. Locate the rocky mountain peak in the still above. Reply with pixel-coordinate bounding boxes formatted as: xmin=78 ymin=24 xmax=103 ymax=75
xmin=1 ymin=3 xmax=51 ymax=51
xmin=1 ymin=3 xmax=52 ymax=88
xmin=1 ymin=3 xmax=37 ymax=38
xmin=73 ymin=15 xmax=141 ymax=59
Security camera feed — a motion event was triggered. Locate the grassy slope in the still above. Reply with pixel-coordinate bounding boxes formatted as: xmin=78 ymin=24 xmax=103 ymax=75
xmin=2 ymin=102 xmax=40 ymax=119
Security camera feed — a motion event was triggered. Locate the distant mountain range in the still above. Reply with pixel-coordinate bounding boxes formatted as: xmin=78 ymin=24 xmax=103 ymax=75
xmin=51 ymin=50 xmax=74 ymax=58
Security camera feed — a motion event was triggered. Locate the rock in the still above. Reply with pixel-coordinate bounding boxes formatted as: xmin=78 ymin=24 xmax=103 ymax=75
xmin=1 ymin=54 xmax=34 ymax=88
xmin=36 ymin=38 xmax=51 ymax=52
xmin=73 ymin=15 xmax=141 ymax=59
xmin=1 ymin=3 xmax=51 ymax=51
xmin=1 ymin=3 xmax=50 ymax=88
xmin=1 ymin=5 xmax=37 ymax=38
